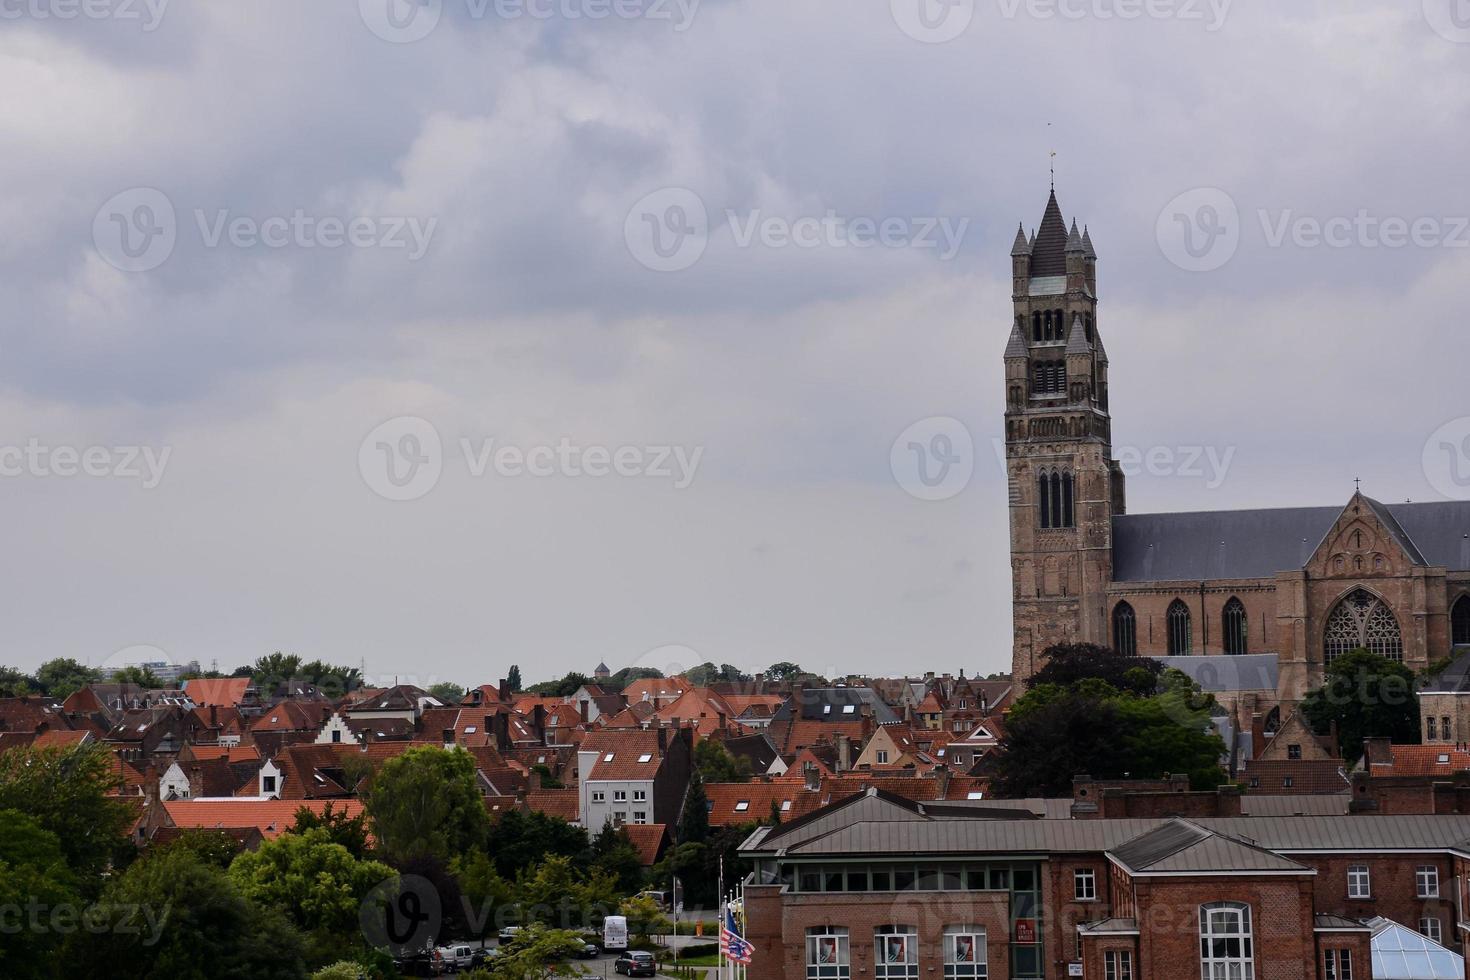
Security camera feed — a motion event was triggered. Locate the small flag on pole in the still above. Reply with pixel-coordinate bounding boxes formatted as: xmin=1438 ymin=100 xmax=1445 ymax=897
xmin=720 ymin=901 xmax=753 ymax=964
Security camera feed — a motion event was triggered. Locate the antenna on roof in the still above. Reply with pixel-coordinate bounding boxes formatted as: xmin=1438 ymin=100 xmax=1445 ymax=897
xmin=1354 ymin=477 xmax=1362 ymax=493
xmin=1048 ymin=122 xmax=1056 ymax=190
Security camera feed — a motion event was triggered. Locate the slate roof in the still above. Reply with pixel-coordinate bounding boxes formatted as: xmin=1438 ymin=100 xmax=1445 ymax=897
xmin=1029 ymin=191 xmax=1070 ymax=278
xmin=1241 ymin=760 xmax=1349 ymax=795
xmin=777 ymin=687 xmax=899 ymax=724
xmin=1112 ymin=500 xmax=1470 ymax=582
xmin=1109 ymin=819 xmax=1311 ymax=875
xmin=1155 ymin=654 xmax=1278 ymax=693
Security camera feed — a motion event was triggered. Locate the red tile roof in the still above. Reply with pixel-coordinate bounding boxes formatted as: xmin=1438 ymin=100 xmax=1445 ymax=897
xmin=163 ymin=799 xmax=365 ymax=839
xmin=524 ymin=787 xmax=580 ymax=823
xmin=580 ymin=730 xmax=672 ymax=781
xmin=622 ymin=823 xmax=668 ymax=866
xmin=184 ymin=678 xmax=252 ymax=707
xmin=1372 ymin=745 xmax=1470 ymax=777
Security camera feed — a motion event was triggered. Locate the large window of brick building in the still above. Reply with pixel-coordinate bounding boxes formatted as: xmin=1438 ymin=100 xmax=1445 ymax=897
xmin=1323 ymin=589 xmax=1403 ymax=663
xmin=1104 ymin=950 xmax=1134 ymax=980
xmin=1199 ymin=902 xmax=1253 ymax=980
xmin=1112 ymin=602 xmax=1137 ymax=656
xmin=1037 ymin=469 xmax=1075 ymax=529
xmin=1347 ymin=864 xmax=1370 ymax=899
xmin=1167 ymin=599 xmax=1192 ymax=655
xmin=1454 ymin=595 xmax=1470 ymax=646
xmin=1323 ymin=949 xmax=1353 ymax=980
xmin=1222 ymin=597 xmax=1248 ymax=655
xmin=807 ymin=927 xmax=849 ymax=980
xmin=943 ymin=927 xmax=987 ymax=980
xmin=875 ymin=926 xmax=919 ymax=979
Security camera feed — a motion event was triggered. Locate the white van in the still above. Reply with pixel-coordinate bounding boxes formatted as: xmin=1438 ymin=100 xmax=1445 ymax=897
xmin=603 ymin=915 xmax=629 ymax=952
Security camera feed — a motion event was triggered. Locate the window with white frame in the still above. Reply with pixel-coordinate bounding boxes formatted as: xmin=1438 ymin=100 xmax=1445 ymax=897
xmin=1104 ymin=950 xmax=1133 ymax=980
xmin=1199 ymin=902 xmax=1253 ymax=980
xmin=874 ymin=926 xmax=919 ymax=979
xmin=1324 ymin=949 xmax=1353 ymax=980
xmin=806 ymin=926 xmax=849 ymax=980
xmin=1347 ymin=865 xmax=1370 ymax=899
xmin=876 ymin=750 xmax=889 ymax=764
xmin=1420 ymin=917 xmax=1442 ymax=944
xmin=591 ymin=791 xmax=605 ymax=803
xmin=1074 ymin=868 xmax=1096 ymax=901
xmin=942 ymin=926 xmax=986 ymax=979
xmin=613 ymin=790 xmax=627 ymax=802
xmin=633 ymin=811 xmax=647 ymax=823
xmin=1417 ymin=865 xmax=1440 ymax=898
xmin=633 ymin=789 xmax=646 ymax=802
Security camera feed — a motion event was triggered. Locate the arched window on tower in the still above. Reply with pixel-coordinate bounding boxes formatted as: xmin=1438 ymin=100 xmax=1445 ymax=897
xmin=1037 ymin=470 xmax=1052 ymax=530
xmin=1049 ymin=471 xmax=1063 ymax=529
xmin=1323 ymin=588 xmax=1403 ymax=664
xmin=1054 ymin=310 xmax=1065 ymax=338
xmin=1032 ymin=312 xmax=1042 ymax=343
xmin=1167 ymin=599 xmax=1192 ymax=655
xmin=1453 ymin=595 xmax=1470 ymax=646
xmin=1222 ymin=597 xmax=1248 ymax=655
xmin=1113 ymin=602 xmax=1137 ymax=656
xmin=1084 ymin=312 xmax=1094 ymax=342
xmin=1061 ymin=471 xmax=1074 ymax=528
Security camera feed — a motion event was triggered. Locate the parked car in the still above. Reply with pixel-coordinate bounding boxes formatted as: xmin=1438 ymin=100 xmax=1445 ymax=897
xmin=498 ymin=925 xmax=523 ymax=944
xmin=602 ymin=915 xmax=628 ymax=952
xmin=435 ymin=943 xmax=478 ymax=972
xmin=615 ymin=951 xmax=657 ymax=977
xmin=575 ymin=943 xmax=601 ymax=959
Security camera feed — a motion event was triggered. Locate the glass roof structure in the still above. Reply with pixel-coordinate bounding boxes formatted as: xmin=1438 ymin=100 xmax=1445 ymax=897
xmin=1368 ymin=917 xmax=1464 ymax=979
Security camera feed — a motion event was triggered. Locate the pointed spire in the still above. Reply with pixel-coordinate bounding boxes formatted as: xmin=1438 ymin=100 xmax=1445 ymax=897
xmin=1066 ymin=314 xmax=1091 ymax=355
xmin=1011 ymin=222 xmax=1031 ymax=256
xmin=1004 ymin=321 xmax=1028 ymax=360
xmin=1066 ymin=219 xmax=1085 ymax=253
xmin=1095 ymin=330 xmax=1108 ymax=363
xmin=1030 ymin=190 xmax=1070 ymax=277
xmin=1082 ymin=225 xmax=1096 ymax=260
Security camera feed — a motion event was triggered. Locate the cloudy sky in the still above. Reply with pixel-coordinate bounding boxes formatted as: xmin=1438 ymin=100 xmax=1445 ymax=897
xmin=2 ymin=0 xmax=1468 ymax=686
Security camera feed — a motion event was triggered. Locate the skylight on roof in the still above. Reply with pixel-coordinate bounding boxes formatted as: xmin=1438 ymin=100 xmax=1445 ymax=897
xmin=638 ymin=753 xmax=653 ymax=763
xmin=465 ymin=726 xmax=477 ymax=734
xmin=780 ymin=800 xmax=791 ymax=811
xmin=967 ymin=791 xmax=984 ymax=800
xmin=734 ymin=801 xmax=749 ymax=811
xmin=822 ymin=705 xmax=831 ymax=715
xmin=604 ymin=753 xmax=615 ymax=762
xmin=842 ymin=705 xmax=855 ymax=714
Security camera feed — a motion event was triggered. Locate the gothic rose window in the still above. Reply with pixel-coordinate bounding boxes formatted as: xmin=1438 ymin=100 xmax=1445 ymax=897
xmin=1323 ymin=588 xmax=1404 ymax=664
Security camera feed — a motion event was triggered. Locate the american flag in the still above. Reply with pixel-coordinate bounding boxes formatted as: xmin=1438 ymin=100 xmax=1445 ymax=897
xmin=720 ymin=904 xmax=753 ymax=965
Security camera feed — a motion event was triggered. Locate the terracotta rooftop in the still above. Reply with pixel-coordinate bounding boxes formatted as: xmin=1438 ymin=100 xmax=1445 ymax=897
xmin=163 ymin=799 xmax=365 ymax=840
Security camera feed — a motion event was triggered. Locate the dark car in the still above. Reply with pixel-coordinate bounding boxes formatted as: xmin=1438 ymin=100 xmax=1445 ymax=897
xmin=575 ymin=943 xmax=601 ymax=959
xmin=615 ymin=951 xmax=657 ymax=977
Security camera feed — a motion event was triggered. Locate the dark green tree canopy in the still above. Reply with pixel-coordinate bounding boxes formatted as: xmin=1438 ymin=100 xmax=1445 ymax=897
xmin=364 ymin=746 xmax=490 ymax=865
xmin=1301 ymin=648 xmax=1420 ymax=764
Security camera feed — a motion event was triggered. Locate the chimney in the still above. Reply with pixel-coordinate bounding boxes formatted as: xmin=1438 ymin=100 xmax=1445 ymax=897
xmin=933 ymin=767 xmax=952 ymax=798
xmin=657 ymin=725 xmax=669 ymax=752
xmin=188 ymin=766 xmax=203 ymax=799
xmin=717 ymin=711 xmax=727 ymax=733
xmin=1363 ymin=737 xmax=1393 ymax=768
xmin=804 ymin=764 xmax=821 ymax=792
xmin=144 ymin=764 xmax=158 ymax=804
xmin=579 ymin=700 xmax=589 ymax=724
xmin=493 ymin=713 xmax=511 ymax=751
xmin=209 ymin=705 xmax=218 ymax=729
xmin=498 ymin=678 xmax=512 ymax=703
xmin=1249 ymin=713 xmax=1265 ymax=761
xmin=532 ymin=705 xmax=547 ymax=742
xmin=836 ymin=733 xmax=851 ymax=772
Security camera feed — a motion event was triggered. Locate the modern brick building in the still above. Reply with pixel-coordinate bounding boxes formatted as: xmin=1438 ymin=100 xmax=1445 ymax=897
xmin=738 ymin=788 xmax=1469 ymax=979
xmin=1005 ymin=191 xmax=1470 ymax=706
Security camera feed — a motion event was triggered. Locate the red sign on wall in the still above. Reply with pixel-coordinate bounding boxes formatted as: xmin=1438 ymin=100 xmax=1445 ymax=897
xmin=1014 ymin=920 xmax=1037 ymax=944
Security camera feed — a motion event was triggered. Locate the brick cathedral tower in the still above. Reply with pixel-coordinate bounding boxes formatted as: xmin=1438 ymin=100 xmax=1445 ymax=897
xmin=1005 ymin=190 xmax=1123 ymax=682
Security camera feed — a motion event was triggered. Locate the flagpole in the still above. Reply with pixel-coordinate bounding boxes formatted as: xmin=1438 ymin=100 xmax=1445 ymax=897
xmin=718 ymin=856 xmax=725 ymax=980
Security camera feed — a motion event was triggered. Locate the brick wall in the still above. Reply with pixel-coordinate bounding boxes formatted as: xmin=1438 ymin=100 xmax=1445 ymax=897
xmin=1133 ymin=877 xmax=1314 ymax=980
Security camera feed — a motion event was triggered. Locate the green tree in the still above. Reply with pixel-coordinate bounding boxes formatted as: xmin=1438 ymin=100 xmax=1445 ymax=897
xmin=428 ymin=681 xmax=465 ymax=703
xmin=251 ymin=652 xmax=304 ymax=689
xmin=0 ymin=808 xmax=82 ymax=976
xmin=298 ymin=660 xmax=362 ymax=699
xmin=506 ymin=665 xmax=523 ymax=692
xmin=619 ymin=894 xmax=664 ymax=940
xmin=155 ymin=828 xmax=250 ymax=869
xmin=513 ymin=854 xmax=619 ymax=930
xmin=678 ymin=772 xmax=710 ymax=845
xmin=591 ymin=824 xmax=645 ymax=894
xmin=1027 ymin=642 xmax=1163 ymax=694
xmin=525 ymin=671 xmax=592 ymax=697
xmin=685 ymin=662 xmax=721 ymax=687
xmin=491 ymin=925 xmax=590 ymax=980
xmin=452 ymin=850 xmax=513 ymax=942
xmin=0 ymin=666 xmax=37 ymax=697
xmin=228 ymin=827 xmax=395 ymax=966
xmin=1301 ymin=648 xmax=1420 ymax=764
xmin=290 ymin=802 xmax=370 ymax=859
xmin=76 ymin=846 xmax=306 ymax=979
xmin=694 ymin=738 xmax=752 ymax=783
xmin=364 ymin=746 xmax=490 ymax=865
xmin=484 ymin=809 xmax=590 ymax=878
xmin=764 ymin=662 xmax=803 ymax=683
xmin=34 ymin=658 xmax=100 ymax=700
xmin=0 ymin=743 xmax=133 ymax=886
xmin=109 ymin=665 xmax=165 ymax=688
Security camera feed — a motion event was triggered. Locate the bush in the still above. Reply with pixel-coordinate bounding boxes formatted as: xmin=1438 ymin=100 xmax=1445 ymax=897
xmin=310 ymin=963 xmax=360 ymax=980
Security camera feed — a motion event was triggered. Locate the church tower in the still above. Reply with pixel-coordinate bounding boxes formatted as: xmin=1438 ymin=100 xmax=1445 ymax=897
xmin=1005 ymin=190 xmax=1122 ymax=682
